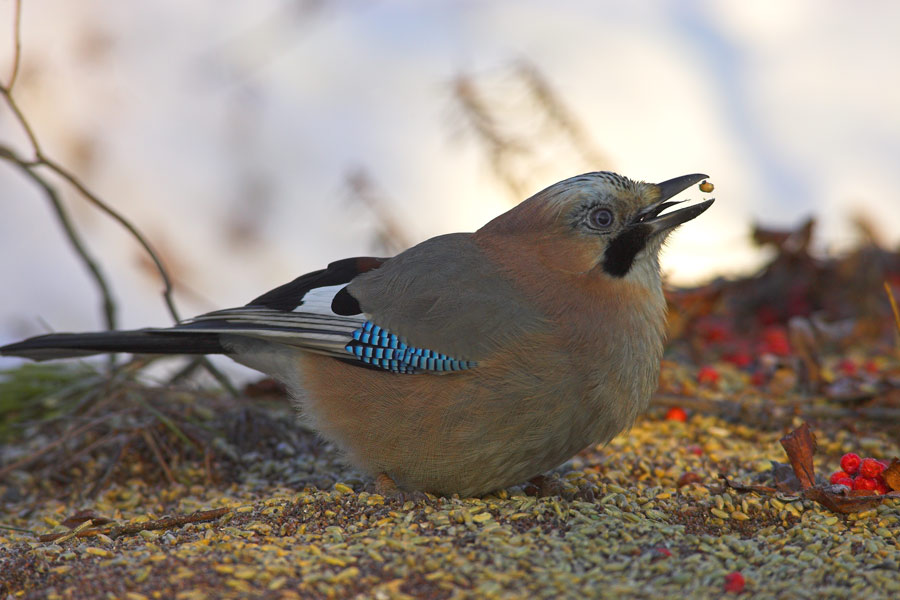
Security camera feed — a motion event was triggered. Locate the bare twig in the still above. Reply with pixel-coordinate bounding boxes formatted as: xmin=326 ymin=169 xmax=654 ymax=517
xmin=0 ymin=15 xmax=237 ymax=391
xmin=38 ymin=507 xmax=231 ymax=542
xmin=885 ymin=281 xmax=900 ymax=344
xmin=452 ymin=74 xmax=528 ymax=198
xmin=0 ymin=413 xmax=120 ymax=480
xmin=38 ymin=156 xmax=182 ymax=322
xmin=45 ymin=518 xmax=96 ymax=544
xmin=346 ymin=168 xmax=412 ymax=254
xmin=5 ymin=0 xmax=22 ymax=90
xmin=0 ymin=12 xmax=176 ymax=323
xmin=141 ymin=428 xmax=178 ymax=486
xmin=450 ymin=62 xmax=610 ymax=200
xmin=516 ymin=60 xmax=610 ymax=168
xmin=86 ymin=437 xmax=133 ymax=498
xmin=0 ymin=88 xmax=41 ymax=160
xmin=1 ymin=146 xmax=118 ymax=330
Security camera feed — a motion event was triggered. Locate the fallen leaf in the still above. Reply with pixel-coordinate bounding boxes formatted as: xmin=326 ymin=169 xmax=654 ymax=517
xmin=883 ymin=460 xmax=900 ymax=491
xmin=803 ymin=488 xmax=894 ymax=514
xmin=779 ymin=423 xmax=817 ymax=489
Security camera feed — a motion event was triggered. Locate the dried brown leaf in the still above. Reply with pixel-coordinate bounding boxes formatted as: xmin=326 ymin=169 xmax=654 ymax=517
xmin=779 ymin=423 xmax=817 ymax=489
xmin=726 ymin=424 xmax=899 ymax=515
xmin=883 ymin=459 xmax=900 ymax=491
xmin=803 ymin=488 xmax=898 ymax=514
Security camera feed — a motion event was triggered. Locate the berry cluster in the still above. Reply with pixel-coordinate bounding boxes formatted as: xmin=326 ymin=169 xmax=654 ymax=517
xmin=829 ymin=453 xmax=890 ymax=494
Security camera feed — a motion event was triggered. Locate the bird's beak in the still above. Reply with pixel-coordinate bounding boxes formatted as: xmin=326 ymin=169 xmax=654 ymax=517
xmin=636 ymin=173 xmax=714 ymax=234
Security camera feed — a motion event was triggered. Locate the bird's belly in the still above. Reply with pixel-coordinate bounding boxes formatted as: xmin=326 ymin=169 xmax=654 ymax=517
xmin=293 ymin=352 xmax=644 ymax=496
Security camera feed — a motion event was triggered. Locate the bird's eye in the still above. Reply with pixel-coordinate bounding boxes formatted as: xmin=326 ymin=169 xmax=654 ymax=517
xmin=587 ymin=207 xmax=614 ymax=229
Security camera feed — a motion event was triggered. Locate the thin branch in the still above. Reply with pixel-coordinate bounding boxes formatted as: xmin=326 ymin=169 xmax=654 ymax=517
xmin=6 ymin=0 xmax=22 ymax=90
xmin=7 ymin=150 xmax=117 ymax=330
xmin=37 ymin=156 xmax=182 ymax=322
xmin=87 ymin=436 xmax=132 ymax=498
xmin=0 ymin=14 xmax=238 ymax=390
xmin=516 ymin=60 xmax=611 ymax=169
xmin=0 ymin=86 xmax=41 ymax=157
xmin=1 ymin=43 xmax=176 ymax=323
xmin=141 ymin=428 xmax=178 ymax=486
xmin=38 ymin=507 xmax=231 ymax=543
xmin=0 ymin=413 xmax=118 ymax=480
xmin=345 ymin=168 xmax=412 ymax=254
xmin=885 ymin=281 xmax=900 ymax=343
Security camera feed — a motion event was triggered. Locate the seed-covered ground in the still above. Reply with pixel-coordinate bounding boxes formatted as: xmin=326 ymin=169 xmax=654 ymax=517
xmin=3 ymin=225 xmax=900 ymax=598
xmin=1 ymin=372 xmax=899 ymax=599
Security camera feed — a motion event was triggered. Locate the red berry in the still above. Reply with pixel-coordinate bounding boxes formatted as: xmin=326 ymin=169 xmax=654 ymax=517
xmin=875 ymin=477 xmax=890 ymax=495
xmin=860 ymin=458 xmax=885 ymax=479
xmin=761 ymin=327 xmax=790 ymax=356
xmin=724 ymin=571 xmax=745 ymax=593
xmin=757 ymin=306 xmax=779 ymax=326
xmin=837 ymin=359 xmax=857 ymax=376
xmin=687 ymin=445 xmax=704 ymax=456
xmin=665 ymin=407 xmax=688 ymax=422
xmin=829 ymin=470 xmax=850 ymax=484
xmin=835 ymin=477 xmax=854 ymax=487
xmin=701 ymin=321 xmax=730 ymax=343
xmin=852 ymin=477 xmax=878 ymax=491
xmin=840 ymin=453 xmax=861 ymax=475
xmin=724 ymin=352 xmax=752 ymax=368
xmin=697 ymin=366 xmax=720 ymax=385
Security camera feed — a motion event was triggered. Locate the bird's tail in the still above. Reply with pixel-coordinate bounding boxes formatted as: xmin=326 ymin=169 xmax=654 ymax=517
xmin=0 ymin=329 xmax=226 ymax=361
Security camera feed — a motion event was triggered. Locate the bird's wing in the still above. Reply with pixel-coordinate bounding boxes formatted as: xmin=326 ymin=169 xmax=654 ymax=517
xmin=176 ymin=235 xmax=542 ymax=374
xmin=172 ymin=257 xmax=392 ymax=366
xmin=347 ymin=233 xmax=545 ymax=362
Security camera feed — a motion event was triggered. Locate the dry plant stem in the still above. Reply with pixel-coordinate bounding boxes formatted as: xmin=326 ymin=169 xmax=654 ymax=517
xmin=6 ymin=0 xmax=22 ymax=90
xmin=0 ymin=11 xmax=237 ymax=392
xmin=452 ymin=75 xmax=526 ymax=199
xmin=346 ymin=168 xmax=412 ymax=254
xmin=48 ymin=519 xmax=95 ymax=545
xmin=886 ymin=281 xmax=900 ymax=343
xmin=516 ymin=60 xmax=610 ymax=168
xmin=197 ymin=357 xmax=240 ymax=396
xmin=87 ymin=437 xmax=132 ymax=498
xmin=141 ymin=429 xmax=178 ymax=486
xmin=38 ymin=507 xmax=231 ymax=543
xmin=16 ymin=156 xmax=117 ymax=330
xmin=0 ymin=413 xmax=121 ymax=480
xmin=54 ymin=431 xmax=126 ymax=474
xmin=39 ymin=156 xmax=182 ymax=321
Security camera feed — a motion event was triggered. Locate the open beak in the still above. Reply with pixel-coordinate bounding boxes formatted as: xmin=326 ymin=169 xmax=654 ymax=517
xmin=636 ymin=173 xmax=714 ymax=235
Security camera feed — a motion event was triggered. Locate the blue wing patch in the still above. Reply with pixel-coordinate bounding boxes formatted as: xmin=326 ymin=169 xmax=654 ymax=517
xmin=345 ymin=321 xmax=477 ymax=374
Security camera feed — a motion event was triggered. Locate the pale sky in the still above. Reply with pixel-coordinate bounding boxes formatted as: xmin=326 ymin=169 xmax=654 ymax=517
xmin=2 ymin=1 xmax=899 ymax=363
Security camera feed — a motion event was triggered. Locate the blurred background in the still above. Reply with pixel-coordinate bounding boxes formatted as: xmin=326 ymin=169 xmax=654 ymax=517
xmin=1 ymin=0 xmax=899 ymax=375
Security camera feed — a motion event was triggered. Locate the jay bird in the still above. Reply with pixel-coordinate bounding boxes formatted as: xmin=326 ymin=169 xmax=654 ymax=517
xmin=1 ymin=172 xmax=713 ymax=497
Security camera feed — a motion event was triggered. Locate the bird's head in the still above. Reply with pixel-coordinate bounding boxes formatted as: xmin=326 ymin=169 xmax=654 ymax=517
xmin=477 ymin=171 xmax=714 ymax=282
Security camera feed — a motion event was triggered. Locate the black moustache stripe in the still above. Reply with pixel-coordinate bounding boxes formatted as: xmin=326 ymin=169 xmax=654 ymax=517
xmin=602 ymin=224 xmax=651 ymax=278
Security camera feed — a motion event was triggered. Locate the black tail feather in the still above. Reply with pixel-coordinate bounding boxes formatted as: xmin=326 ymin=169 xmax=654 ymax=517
xmin=0 ymin=330 xmax=226 ymax=361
